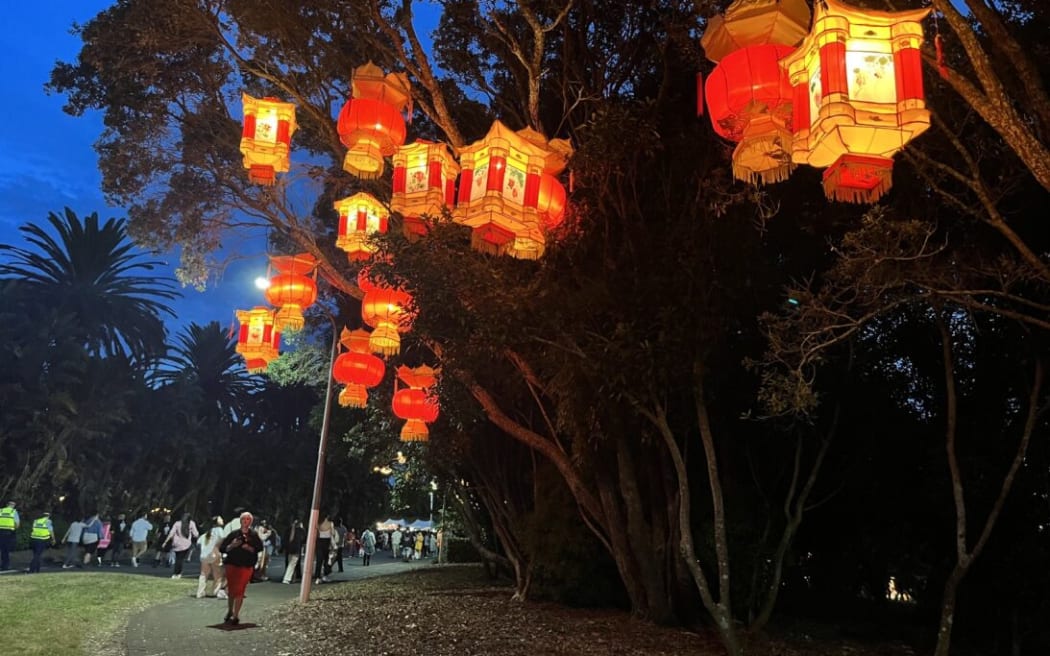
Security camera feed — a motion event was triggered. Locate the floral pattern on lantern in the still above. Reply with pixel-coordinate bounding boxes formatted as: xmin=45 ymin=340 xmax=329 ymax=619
xmin=391 ymin=140 xmax=460 ymax=240
xmin=235 ymin=306 xmax=281 ymax=373
xmin=337 ymin=62 xmax=411 ymax=180
xmin=264 ymin=253 xmax=318 ymax=333
xmin=452 ymin=121 xmax=573 ymax=260
xmin=334 ymin=193 xmax=389 ymax=262
xmin=332 ymin=328 xmax=386 ymax=408
xmin=392 ymin=365 xmax=439 ymax=442
xmin=780 ymin=0 xmax=931 ymax=203
xmin=240 ymin=94 xmax=297 ymax=186
xmin=358 ymin=269 xmax=413 ymax=357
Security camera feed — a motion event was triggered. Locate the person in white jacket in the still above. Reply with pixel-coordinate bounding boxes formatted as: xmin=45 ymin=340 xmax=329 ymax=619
xmin=195 ymin=518 xmax=224 ymax=598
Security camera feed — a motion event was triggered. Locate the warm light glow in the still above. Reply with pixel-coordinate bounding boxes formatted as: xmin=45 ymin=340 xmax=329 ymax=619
xmin=254 ymin=276 xmax=270 ymax=290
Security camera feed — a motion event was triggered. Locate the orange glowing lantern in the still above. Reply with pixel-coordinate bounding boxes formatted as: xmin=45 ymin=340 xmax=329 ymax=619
xmin=705 ymin=44 xmax=797 ymax=184
xmin=452 ymin=121 xmax=573 ymax=259
xmin=780 ymin=0 xmax=931 ymax=203
xmin=337 ymin=62 xmax=411 ymax=179
xmin=700 ymin=0 xmax=810 ymax=63
xmin=391 ymin=140 xmax=460 ymax=240
xmin=358 ymin=269 xmax=413 ymax=357
xmin=334 ymin=192 xmax=388 ymax=262
xmin=392 ymin=365 xmax=439 ymax=442
xmin=240 ymin=94 xmax=297 ymax=186
xmin=264 ymin=253 xmax=318 ymax=333
xmin=332 ymin=328 xmax=386 ymax=408
xmin=235 ymin=307 xmax=281 ymax=373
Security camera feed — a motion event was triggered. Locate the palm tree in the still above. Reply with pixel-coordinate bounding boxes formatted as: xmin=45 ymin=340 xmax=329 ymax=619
xmin=158 ymin=321 xmax=257 ymax=423
xmin=0 ymin=207 xmax=178 ymax=362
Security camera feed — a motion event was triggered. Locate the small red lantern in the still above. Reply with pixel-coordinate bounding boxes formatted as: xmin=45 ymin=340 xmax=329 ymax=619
xmin=337 ymin=62 xmax=411 ymax=179
xmin=359 ymin=269 xmax=413 ymax=356
xmin=235 ymin=307 xmax=281 ymax=373
xmin=240 ymin=94 xmax=297 ymax=185
xmin=264 ymin=253 xmax=318 ymax=332
xmin=332 ymin=328 xmax=386 ymax=408
xmin=391 ymin=140 xmax=460 ymax=239
xmin=392 ymin=365 xmax=439 ymax=442
xmin=334 ymin=193 xmax=389 ymax=262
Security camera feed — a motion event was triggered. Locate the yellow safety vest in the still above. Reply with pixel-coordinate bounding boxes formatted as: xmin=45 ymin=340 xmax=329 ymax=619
xmin=30 ymin=517 xmax=51 ymax=540
xmin=0 ymin=508 xmax=15 ymax=530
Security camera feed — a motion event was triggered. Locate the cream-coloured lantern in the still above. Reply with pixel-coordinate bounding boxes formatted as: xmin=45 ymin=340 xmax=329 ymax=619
xmin=240 ymin=94 xmax=297 ymax=185
xmin=334 ymin=192 xmax=388 ymax=261
xmin=391 ymin=140 xmax=460 ymax=240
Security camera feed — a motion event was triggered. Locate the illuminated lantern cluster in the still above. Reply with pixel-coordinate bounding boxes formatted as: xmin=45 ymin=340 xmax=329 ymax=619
xmin=391 ymin=140 xmax=460 ymax=240
xmin=452 ymin=121 xmax=573 ymax=260
xmin=240 ymin=94 xmax=297 ymax=186
xmin=332 ymin=328 xmax=386 ymax=408
xmin=265 ymin=253 xmax=319 ymax=333
xmin=392 ymin=365 xmax=440 ymax=442
xmin=780 ymin=0 xmax=931 ymax=203
xmin=702 ymin=0 xmax=809 ymax=184
xmin=358 ymin=269 xmax=413 ymax=357
xmin=334 ymin=192 xmax=388 ymax=262
xmin=235 ymin=307 xmax=281 ymax=373
xmin=337 ymin=62 xmax=412 ymax=180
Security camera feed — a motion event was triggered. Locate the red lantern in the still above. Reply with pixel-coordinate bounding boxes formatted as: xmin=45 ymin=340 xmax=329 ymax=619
xmin=391 ymin=140 xmax=460 ymax=240
xmin=359 ymin=269 xmax=413 ymax=356
xmin=705 ymin=44 xmax=796 ymax=184
xmin=264 ymin=253 xmax=318 ymax=332
xmin=235 ymin=307 xmax=281 ymax=373
xmin=331 ymin=328 xmax=386 ymax=408
xmin=337 ymin=62 xmax=411 ymax=179
xmin=535 ymin=173 xmax=567 ymax=231
xmin=392 ymin=365 xmax=439 ymax=442
xmin=334 ymin=193 xmax=388 ymax=262
xmin=240 ymin=94 xmax=297 ymax=185
xmin=453 ymin=121 xmax=573 ymax=259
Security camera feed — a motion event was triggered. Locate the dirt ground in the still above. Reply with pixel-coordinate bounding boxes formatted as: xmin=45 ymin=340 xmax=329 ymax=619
xmin=266 ymin=565 xmax=922 ymax=656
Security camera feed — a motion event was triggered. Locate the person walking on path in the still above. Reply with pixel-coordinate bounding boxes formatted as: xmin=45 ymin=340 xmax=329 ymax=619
xmin=314 ymin=514 xmax=334 ymax=584
xmin=153 ymin=513 xmax=172 ymax=568
xmin=108 ymin=513 xmax=128 ymax=566
xmin=81 ymin=512 xmax=104 ymax=566
xmin=196 ymin=519 xmax=223 ymax=598
xmin=218 ymin=511 xmax=264 ymax=626
xmin=334 ymin=519 xmax=348 ymax=572
xmin=61 ymin=517 xmax=85 ymax=568
xmin=162 ymin=513 xmax=199 ymax=579
xmin=361 ymin=527 xmax=376 ymax=566
xmin=27 ymin=511 xmax=55 ymax=573
xmin=129 ymin=512 xmax=152 ymax=567
xmin=282 ymin=519 xmax=304 ymax=584
xmin=0 ymin=501 xmax=20 ymax=571
xmin=390 ymin=526 xmax=402 ymax=560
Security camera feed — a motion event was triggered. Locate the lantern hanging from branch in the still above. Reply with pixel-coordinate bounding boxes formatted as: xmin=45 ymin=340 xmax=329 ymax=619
xmin=264 ymin=253 xmax=319 ymax=333
xmin=337 ymin=62 xmax=412 ymax=180
xmin=392 ymin=365 xmax=440 ymax=442
xmin=705 ymin=44 xmax=797 ymax=184
xmin=235 ymin=306 xmax=281 ymax=373
xmin=452 ymin=121 xmax=573 ymax=260
xmin=780 ymin=0 xmax=931 ymax=203
xmin=334 ymin=192 xmax=389 ymax=262
xmin=358 ymin=269 xmax=413 ymax=357
xmin=240 ymin=94 xmax=297 ymax=186
xmin=700 ymin=0 xmax=810 ymax=63
xmin=391 ymin=140 xmax=460 ymax=240
xmin=331 ymin=328 xmax=386 ymax=408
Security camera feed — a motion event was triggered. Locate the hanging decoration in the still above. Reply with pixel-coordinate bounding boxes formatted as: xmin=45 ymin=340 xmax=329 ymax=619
xmin=337 ymin=62 xmax=412 ymax=180
xmin=240 ymin=94 xmax=297 ymax=186
xmin=452 ymin=120 xmax=573 ymax=260
xmin=780 ymin=0 xmax=931 ymax=203
xmin=265 ymin=253 xmax=319 ymax=333
xmin=700 ymin=0 xmax=810 ymax=64
xmin=331 ymin=328 xmax=386 ymax=408
xmin=234 ymin=307 xmax=281 ymax=373
xmin=358 ymin=268 xmax=413 ymax=357
xmin=334 ymin=192 xmax=389 ymax=261
xmin=392 ymin=365 xmax=440 ymax=442
xmin=391 ymin=140 xmax=460 ymax=240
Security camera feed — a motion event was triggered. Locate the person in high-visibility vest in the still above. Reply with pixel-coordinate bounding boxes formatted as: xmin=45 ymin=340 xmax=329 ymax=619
xmin=27 ymin=511 xmax=55 ymax=574
xmin=0 ymin=501 xmax=19 ymax=571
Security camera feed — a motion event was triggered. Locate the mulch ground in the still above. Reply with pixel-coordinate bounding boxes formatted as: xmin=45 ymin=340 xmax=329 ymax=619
xmin=267 ymin=565 xmax=921 ymax=656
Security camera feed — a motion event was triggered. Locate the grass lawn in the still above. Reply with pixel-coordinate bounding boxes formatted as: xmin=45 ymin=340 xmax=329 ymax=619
xmin=0 ymin=571 xmax=184 ymax=656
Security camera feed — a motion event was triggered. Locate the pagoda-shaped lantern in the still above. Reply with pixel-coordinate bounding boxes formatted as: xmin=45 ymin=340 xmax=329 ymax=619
xmin=337 ymin=62 xmax=412 ymax=179
xmin=358 ymin=269 xmax=413 ymax=357
xmin=264 ymin=253 xmax=318 ymax=333
xmin=240 ymin=94 xmax=297 ymax=185
xmin=331 ymin=328 xmax=386 ymax=408
xmin=334 ymin=192 xmax=389 ymax=261
xmin=392 ymin=365 xmax=440 ymax=442
xmin=235 ymin=306 xmax=281 ymax=373
xmin=452 ymin=121 xmax=573 ymax=260
xmin=780 ymin=0 xmax=931 ymax=203
xmin=701 ymin=0 xmax=809 ymax=185
xmin=391 ymin=140 xmax=460 ymax=240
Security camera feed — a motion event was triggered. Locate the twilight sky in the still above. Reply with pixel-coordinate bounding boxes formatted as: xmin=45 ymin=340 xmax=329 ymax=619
xmin=0 ymin=2 xmax=269 ymax=337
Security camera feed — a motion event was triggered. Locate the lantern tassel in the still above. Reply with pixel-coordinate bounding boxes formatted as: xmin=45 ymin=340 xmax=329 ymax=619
xmin=934 ymin=34 xmax=948 ymax=80
xmin=696 ymin=72 xmax=704 ymax=117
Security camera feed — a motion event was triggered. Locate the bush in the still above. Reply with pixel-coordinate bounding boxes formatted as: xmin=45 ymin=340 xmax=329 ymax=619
xmin=444 ymin=536 xmax=482 ymax=563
